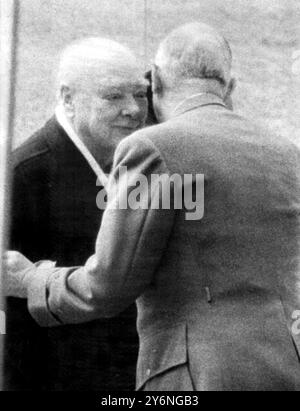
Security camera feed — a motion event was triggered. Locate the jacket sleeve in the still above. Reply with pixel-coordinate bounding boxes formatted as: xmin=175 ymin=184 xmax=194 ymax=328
xmin=26 ymin=133 xmax=177 ymax=326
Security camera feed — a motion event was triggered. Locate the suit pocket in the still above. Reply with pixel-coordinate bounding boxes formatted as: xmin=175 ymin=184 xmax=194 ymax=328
xmin=136 ymin=323 xmax=189 ymax=391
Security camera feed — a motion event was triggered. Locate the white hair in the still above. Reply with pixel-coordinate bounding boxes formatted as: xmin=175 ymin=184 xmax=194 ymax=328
xmin=155 ymin=22 xmax=232 ymax=87
xmin=57 ymin=37 xmax=139 ymax=92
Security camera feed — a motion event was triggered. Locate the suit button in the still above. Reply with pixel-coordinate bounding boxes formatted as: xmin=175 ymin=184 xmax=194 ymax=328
xmin=146 ymin=369 xmax=151 ymax=377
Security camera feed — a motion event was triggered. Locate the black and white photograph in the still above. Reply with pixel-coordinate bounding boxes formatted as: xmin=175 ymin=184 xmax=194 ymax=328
xmin=0 ymin=0 xmax=300 ymax=395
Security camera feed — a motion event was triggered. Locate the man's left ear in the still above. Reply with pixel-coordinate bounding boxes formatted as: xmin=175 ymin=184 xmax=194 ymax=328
xmin=225 ymin=78 xmax=236 ymax=98
xmin=60 ymin=85 xmax=75 ymax=118
xmin=224 ymin=78 xmax=236 ymax=110
xmin=152 ymin=64 xmax=163 ymax=96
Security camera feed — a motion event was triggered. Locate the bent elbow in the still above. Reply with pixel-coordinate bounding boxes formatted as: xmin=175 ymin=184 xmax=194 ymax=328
xmin=89 ymin=286 xmax=133 ymax=319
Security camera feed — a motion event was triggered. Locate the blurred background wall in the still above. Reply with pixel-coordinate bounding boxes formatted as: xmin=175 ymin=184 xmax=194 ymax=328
xmin=12 ymin=0 xmax=300 ymax=147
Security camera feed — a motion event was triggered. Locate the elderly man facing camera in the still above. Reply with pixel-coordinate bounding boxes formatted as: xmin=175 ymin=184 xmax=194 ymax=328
xmin=5 ymin=38 xmax=148 ymax=391
xmin=6 ymin=23 xmax=300 ymax=391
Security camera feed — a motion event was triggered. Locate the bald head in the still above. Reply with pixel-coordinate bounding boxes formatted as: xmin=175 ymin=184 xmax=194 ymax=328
xmin=57 ymin=37 xmax=144 ymax=93
xmin=155 ymin=22 xmax=232 ymax=88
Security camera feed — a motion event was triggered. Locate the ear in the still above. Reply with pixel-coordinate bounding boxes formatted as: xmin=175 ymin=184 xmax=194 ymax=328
xmin=60 ymin=85 xmax=74 ymax=117
xmin=224 ymin=77 xmax=236 ymax=111
xmin=225 ymin=78 xmax=236 ymax=98
xmin=152 ymin=64 xmax=164 ymax=96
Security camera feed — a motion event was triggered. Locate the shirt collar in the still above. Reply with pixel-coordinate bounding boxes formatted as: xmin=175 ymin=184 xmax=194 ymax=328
xmin=172 ymin=92 xmax=227 ymax=118
xmin=55 ymin=105 xmax=108 ymax=187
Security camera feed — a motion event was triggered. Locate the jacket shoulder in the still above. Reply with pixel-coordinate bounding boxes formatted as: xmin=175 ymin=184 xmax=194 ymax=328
xmin=12 ymin=118 xmax=59 ymax=170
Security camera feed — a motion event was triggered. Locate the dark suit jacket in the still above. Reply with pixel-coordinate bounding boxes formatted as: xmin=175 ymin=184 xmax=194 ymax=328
xmin=5 ymin=117 xmax=138 ymax=391
xmin=23 ymin=94 xmax=300 ymax=391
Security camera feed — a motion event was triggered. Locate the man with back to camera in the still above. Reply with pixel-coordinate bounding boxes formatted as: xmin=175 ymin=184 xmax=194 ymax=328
xmin=5 ymin=23 xmax=300 ymax=391
xmin=5 ymin=37 xmax=149 ymax=391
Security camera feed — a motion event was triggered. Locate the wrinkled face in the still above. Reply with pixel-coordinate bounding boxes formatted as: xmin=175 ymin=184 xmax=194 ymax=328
xmin=69 ymin=59 xmax=148 ymax=161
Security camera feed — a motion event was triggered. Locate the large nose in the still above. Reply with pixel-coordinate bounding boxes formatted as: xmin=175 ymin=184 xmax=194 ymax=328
xmin=122 ymin=95 xmax=141 ymax=119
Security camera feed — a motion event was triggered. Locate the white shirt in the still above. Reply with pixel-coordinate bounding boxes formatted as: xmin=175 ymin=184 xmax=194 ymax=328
xmin=55 ymin=105 xmax=108 ymax=187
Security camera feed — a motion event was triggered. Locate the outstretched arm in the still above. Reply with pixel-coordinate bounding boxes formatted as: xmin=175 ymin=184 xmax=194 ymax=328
xmin=4 ymin=133 xmax=176 ymax=327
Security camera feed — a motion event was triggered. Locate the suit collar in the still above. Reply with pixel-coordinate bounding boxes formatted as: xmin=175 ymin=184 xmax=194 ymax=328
xmin=43 ymin=116 xmax=111 ymax=185
xmin=172 ymin=92 xmax=227 ymax=118
xmin=41 ymin=117 xmax=98 ymax=175
xmin=42 ymin=116 xmax=73 ymax=153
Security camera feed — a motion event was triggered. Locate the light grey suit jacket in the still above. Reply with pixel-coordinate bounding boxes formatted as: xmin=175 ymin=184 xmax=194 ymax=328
xmin=25 ymin=94 xmax=300 ymax=391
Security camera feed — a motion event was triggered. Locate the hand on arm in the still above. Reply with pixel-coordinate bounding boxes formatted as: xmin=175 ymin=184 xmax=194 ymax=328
xmin=3 ymin=251 xmax=35 ymax=298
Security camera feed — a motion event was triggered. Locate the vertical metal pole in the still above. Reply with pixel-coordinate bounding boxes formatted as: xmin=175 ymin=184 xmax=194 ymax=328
xmin=0 ymin=0 xmax=19 ymax=391
xmin=143 ymin=0 xmax=148 ymax=70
